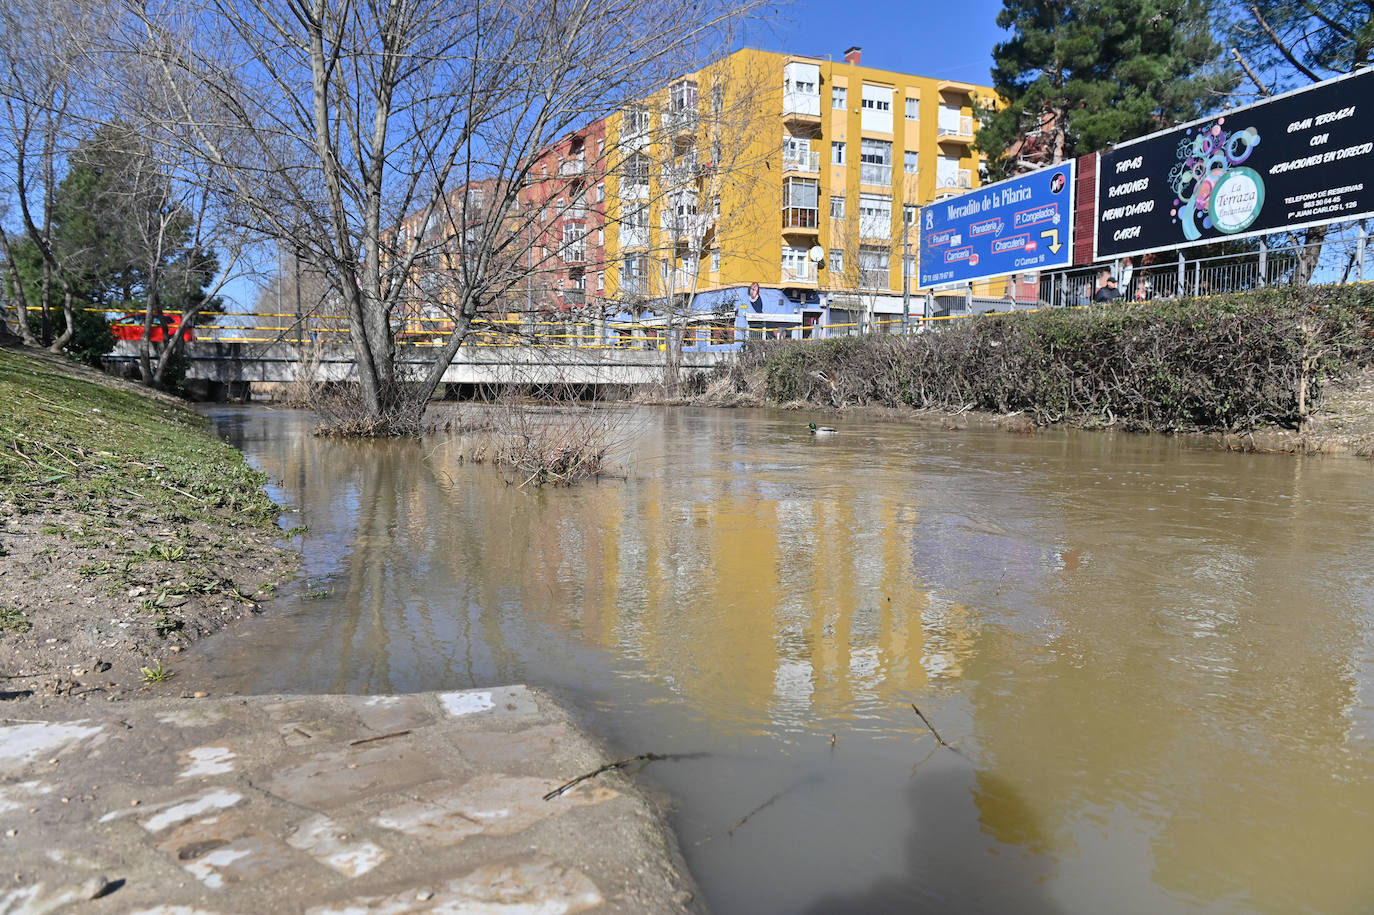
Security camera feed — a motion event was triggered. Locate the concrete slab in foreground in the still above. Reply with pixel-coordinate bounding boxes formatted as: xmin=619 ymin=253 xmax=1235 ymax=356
xmin=0 ymin=688 xmax=699 ymax=913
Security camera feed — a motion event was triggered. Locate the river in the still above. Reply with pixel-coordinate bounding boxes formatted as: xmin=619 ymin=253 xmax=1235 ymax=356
xmin=198 ymin=404 xmax=1374 ymax=914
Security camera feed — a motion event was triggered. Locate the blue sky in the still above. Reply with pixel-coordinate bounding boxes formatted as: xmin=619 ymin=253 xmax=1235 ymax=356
xmin=221 ymin=1 xmax=1014 ymax=312
xmin=751 ymin=0 xmax=1010 ymax=85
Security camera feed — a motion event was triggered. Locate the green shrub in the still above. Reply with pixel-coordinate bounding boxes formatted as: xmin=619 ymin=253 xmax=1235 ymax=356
xmin=748 ymin=287 xmax=1373 ymax=432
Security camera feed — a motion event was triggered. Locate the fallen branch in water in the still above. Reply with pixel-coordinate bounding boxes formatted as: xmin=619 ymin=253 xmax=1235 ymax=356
xmin=543 ymin=753 xmax=666 ymax=801
xmin=911 ymin=703 xmax=972 ymax=761
xmin=911 ymin=703 xmax=949 ymax=748
xmin=694 ymin=775 xmax=823 ymax=846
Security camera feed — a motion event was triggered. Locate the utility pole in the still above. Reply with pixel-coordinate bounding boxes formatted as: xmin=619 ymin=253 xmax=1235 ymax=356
xmin=293 ymin=248 xmax=302 ymax=349
xmin=901 ymin=217 xmax=911 ymax=333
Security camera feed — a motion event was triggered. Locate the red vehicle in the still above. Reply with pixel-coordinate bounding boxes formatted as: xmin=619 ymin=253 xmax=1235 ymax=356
xmin=111 ymin=313 xmax=195 ymax=343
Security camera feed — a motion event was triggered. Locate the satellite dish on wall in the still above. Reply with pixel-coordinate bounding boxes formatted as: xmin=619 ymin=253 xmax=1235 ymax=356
xmin=808 ymin=245 xmax=825 ymax=263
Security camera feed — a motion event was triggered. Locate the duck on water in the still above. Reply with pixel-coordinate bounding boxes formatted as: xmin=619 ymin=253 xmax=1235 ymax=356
xmin=808 ymin=422 xmax=837 ymax=435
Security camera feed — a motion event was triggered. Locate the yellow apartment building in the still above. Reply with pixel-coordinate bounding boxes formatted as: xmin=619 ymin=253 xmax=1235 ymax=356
xmin=587 ymin=46 xmax=997 ymax=329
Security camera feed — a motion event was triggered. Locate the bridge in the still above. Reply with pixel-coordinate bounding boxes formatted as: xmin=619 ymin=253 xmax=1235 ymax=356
xmin=107 ymin=340 xmax=726 ymax=399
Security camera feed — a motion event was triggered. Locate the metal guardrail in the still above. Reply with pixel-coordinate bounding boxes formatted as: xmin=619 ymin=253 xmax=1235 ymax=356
xmin=13 ymin=234 xmax=1371 ymax=354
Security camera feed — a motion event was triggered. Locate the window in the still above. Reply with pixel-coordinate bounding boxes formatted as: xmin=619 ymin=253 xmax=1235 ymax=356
xmin=829 ymin=249 xmax=844 ymax=272
xmin=858 ymin=193 xmax=892 ymax=238
xmin=905 ymin=96 xmax=919 ymax=120
xmin=596 ymin=183 xmax=605 ymax=202
xmin=596 ymin=228 xmax=604 ymax=246
xmin=783 ymin=177 xmax=819 ymax=229
xmin=783 ymin=136 xmax=813 ymax=168
xmin=831 ymin=141 xmax=845 ymax=165
xmin=904 ymin=204 xmax=918 ymax=225
xmin=711 ymin=248 xmax=721 ymax=272
xmin=858 ymin=245 xmax=889 ymax=287
xmin=622 ymin=255 xmax=646 ymax=293
xmin=830 ymin=195 xmax=845 ymax=218
xmin=861 ymin=84 xmax=894 ymax=132
xmin=832 ymin=86 xmax=847 ymax=110
xmin=861 ymin=89 xmax=891 ymax=112
xmin=712 ymin=196 xmax=721 ymax=218
xmin=712 ymin=84 xmax=724 ymax=113
xmin=938 ymin=102 xmax=966 ymax=135
xmin=621 ymin=206 xmax=649 ymax=248
xmin=859 ymin=138 xmax=892 ymax=185
xmin=562 ymin=223 xmax=586 ymax=262
xmin=623 ymin=152 xmax=650 ymax=190
xmin=624 ymin=105 xmax=651 ymax=136
xmin=782 ymin=245 xmax=811 ymax=280
xmin=904 ymin=150 xmax=918 ymax=175
xmin=597 ymin=272 xmax=604 ymax=290
xmin=669 ymin=80 xmax=698 ymax=113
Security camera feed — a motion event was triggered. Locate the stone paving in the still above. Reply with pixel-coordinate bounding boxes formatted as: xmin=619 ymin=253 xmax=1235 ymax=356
xmin=0 ymin=687 xmax=699 ymax=913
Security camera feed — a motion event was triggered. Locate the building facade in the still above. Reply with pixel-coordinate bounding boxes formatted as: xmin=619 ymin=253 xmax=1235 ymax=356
xmin=524 ymin=46 xmax=996 ymax=336
xmin=395 ymin=47 xmax=997 ymax=345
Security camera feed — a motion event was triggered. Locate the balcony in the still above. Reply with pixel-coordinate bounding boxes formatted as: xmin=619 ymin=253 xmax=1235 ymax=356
xmin=664 ymin=162 xmax=707 ymax=187
xmin=782 ymin=90 xmax=822 ymax=124
xmin=937 ymin=116 xmax=975 ymax=142
xmin=936 ymin=168 xmax=973 ymax=191
xmin=859 ymin=163 xmax=892 ymax=186
xmin=782 ymin=263 xmax=814 ymax=284
xmin=618 ymin=177 xmax=649 ymax=200
xmin=782 ymin=148 xmax=821 ymax=173
xmin=559 ymin=157 xmax=585 ymax=176
xmin=619 ymin=225 xmax=649 ymax=249
xmin=782 ymin=207 xmax=819 ymax=232
xmin=561 ymin=244 xmax=586 ymax=264
xmin=664 ymin=108 xmax=697 ymax=136
xmin=859 ymin=269 xmax=889 ymax=289
xmin=563 ymin=287 xmax=585 ymax=305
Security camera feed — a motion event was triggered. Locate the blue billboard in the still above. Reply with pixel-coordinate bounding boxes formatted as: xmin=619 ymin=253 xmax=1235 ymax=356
xmin=919 ymin=161 xmax=1075 ymax=287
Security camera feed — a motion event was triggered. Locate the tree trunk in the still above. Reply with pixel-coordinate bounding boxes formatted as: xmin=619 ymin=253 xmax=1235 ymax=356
xmin=49 ymin=284 xmax=75 ymax=352
xmin=0 ymin=226 xmax=39 ymax=345
xmin=1294 ymin=224 xmax=1327 ymax=285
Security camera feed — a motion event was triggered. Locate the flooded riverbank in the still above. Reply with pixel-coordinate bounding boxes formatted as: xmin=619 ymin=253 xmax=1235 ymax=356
xmin=194 ymin=404 xmax=1374 ymax=914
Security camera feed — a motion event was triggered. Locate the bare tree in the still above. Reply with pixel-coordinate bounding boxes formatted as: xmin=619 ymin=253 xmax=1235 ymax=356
xmin=822 ymin=183 xmax=923 ymax=336
xmin=625 ymin=55 xmax=776 ymax=392
xmin=0 ymin=0 xmax=116 ymax=352
xmin=131 ymin=0 xmax=759 ymax=434
xmin=1229 ymin=0 xmax=1374 ymax=284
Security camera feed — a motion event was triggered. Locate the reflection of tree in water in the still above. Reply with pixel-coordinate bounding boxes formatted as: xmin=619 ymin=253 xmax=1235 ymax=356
xmin=805 ymin=758 xmax=1058 ymax=915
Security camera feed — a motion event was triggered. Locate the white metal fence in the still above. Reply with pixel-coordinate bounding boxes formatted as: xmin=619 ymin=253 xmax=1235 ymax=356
xmin=1033 ymin=228 xmax=1373 ymax=309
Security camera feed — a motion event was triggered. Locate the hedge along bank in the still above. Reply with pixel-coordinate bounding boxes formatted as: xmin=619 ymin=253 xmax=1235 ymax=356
xmin=739 ymin=286 xmax=1374 ymax=434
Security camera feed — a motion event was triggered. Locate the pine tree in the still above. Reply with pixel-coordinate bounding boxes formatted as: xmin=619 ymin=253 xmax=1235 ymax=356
xmin=3 ymin=126 xmax=219 ymax=381
xmin=976 ymin=0 xmax=1227 ymax=179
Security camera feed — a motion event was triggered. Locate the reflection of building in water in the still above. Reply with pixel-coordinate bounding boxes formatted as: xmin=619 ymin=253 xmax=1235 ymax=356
xmin=471 ymin=463 xmax=986 ymax=729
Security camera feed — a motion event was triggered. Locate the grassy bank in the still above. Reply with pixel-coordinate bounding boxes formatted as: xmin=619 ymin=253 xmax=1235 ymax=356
xmin=721 ymin=287 xmax=1374 ymax=433
xmin=0 ymin=345 xmax=294 ymax=697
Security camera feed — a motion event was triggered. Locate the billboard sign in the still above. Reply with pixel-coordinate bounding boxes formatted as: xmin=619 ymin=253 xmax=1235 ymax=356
xmin=919 ymin=162 xmax=1075 ymax=287
xmin=1095 ymin=68 xmax=1374 ymax=260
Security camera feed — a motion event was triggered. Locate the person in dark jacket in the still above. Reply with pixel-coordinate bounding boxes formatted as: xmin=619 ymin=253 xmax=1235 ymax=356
xmin=1091 ymin=268 xmax=1121 ymax=302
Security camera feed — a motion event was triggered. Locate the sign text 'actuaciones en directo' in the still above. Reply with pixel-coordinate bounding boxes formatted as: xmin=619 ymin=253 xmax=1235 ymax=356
xmin=1094 ymin=68 xmax=1374 ymax=260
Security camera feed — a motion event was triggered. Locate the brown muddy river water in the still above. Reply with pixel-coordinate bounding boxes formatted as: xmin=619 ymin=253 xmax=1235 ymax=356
xmin=199 ymin=405 xmax=1374 ymax=914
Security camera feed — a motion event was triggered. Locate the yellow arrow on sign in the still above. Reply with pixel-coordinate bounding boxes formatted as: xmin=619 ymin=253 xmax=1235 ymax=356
xmin=1041 ymin=228 xmax=1062 ymax=254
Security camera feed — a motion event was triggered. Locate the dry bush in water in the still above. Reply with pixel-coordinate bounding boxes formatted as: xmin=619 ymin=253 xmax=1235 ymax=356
xmin=306 ymin=379 xmax=436 ymax=437
xmin=459 ymin=390 xmax=635 ymax=486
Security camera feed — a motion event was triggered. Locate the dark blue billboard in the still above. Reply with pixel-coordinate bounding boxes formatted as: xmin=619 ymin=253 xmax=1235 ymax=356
xmin=918 ymin=161 xmax=1075 ymax=288
xmin=1094 ymin=68 xmax=1374 ymax=260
